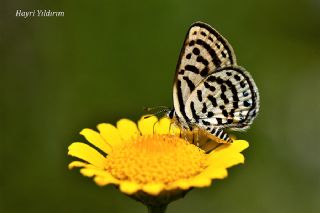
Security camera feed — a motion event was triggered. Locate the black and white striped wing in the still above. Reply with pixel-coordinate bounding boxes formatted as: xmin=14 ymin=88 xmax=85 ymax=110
xmin=173 ymin=22 xmax=237 ymax=123
xmin=184 ymin=66 xmax=259 ymax=138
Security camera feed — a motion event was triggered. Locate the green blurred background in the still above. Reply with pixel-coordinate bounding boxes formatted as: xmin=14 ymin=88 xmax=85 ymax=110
xmin=2 ymin=0 xmax=320 ymax=212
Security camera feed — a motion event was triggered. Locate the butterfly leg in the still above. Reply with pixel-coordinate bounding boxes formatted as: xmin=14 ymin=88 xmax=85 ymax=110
xmin=208 ymin=127 xmax=233 ymax=143
xmin=179 ymin=126 xmax=194 ymax=143
xmin=169 ymin=121 xmax=174 ymax=135
xmin=194 ymin=128 xmax=200 ymax=146
xmin=152 ymin=119 xmax=161 ymax=134
xmin=169 ymin=122 xmax=181 ymax=136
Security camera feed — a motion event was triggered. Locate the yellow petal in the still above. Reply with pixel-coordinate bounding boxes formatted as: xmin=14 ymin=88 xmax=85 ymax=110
xmin=97 ymin=123 xmax=122 ymax=148
xmin=154 ymin=117 xmax=171 ymax=134
xmin=207 ymin=140 xmax=248 ymax=169
xmin=68 ymin=161 xmax=88 ymax=169
xmin=169 ymin=123 xmax=181 ymax=136
xmin=137 ymin=115 xmax=158 ymax=135
xmin=119 ymin=181 xmax=141 ymax=195
xmin=189 ymin=175 xmax=212 ymax=187
xmin=142 ymin=183 xmax=165 ymax=195
xmin=208 ymin=153 xmax=245 ymax=168
xmin=69 ymin=161 xmax=101 ymax=170
xmin=80 ymin=167 xmax=111 ymax=177
xmin=80 ymin=168 xmax=99 ymax=177
xmin=68 ymin=142 xmax=105 ymax=169
xmin=94 ymin=174 xmax=119 ymax=186
xmin=201 ymin=166 xmax=228 ymax=179
xmin=188 ymin=167 xmax=228 ymax=188
xmin=171 ymin=179 xmax=192 ymax=190
xmin=208 ymin=140 xmax=247 ymax=158
xmin=80 ymin=128 xmax=112 ymax=154
xmin=153 ymin=117 xmax=181 ymax=135
xmin=210 ymin=140 xmax=249 ymax=154
xmin=116 ymin=119 xmax=139 ymax=140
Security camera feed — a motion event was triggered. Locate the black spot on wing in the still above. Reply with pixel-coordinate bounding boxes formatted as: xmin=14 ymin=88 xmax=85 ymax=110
xmin=207 ymin=76 xmax=216 ymax=82
xmin=234 ymin=74 xmax=241 ymax=81
xmin=216 ymin=118 xmax=222 ymax=124
xmin=178 ymin=69 xmax=185 ymax=75
xmin=202 ymin=102 xmax=207 ymax=113
xmin=182 ymin=76 xmax=195 ymax=91
xmin=225 ymin=79 xmax=233 ymax=87
xmin=220 ymin=93 xmax=229 ymax=104
xmin=230 ymin=109 xmax=235 ymax=117
xmin=190 ymin=102 xmax=200 ymax=122
xmin=208 ymin=95 xmax=217 ymax=107
xmin=176 ymin=80 xmax=189 ymax=122
xmin=193 ymin=47 xmax=200 ymax=55
xmin=195 ymin=39 xmax=221 ymax=68
xmin=216 ymin=77 xmax=223 ymax=84
xmin=227 ymin=119 xmax=233 ymax=124
xmin=226 ymin=79 xmax=239 ymax=104
xmin=200 ymin=67 xmax=209 ymax=77
xmin=222 ymin=109 xmax=228 ymax=117
xmin=240 ymin=81 xmax=246 ymax=88
xmin=207 ymin=111 xmax=214 ymax=117
xmin=197 ymin=90 xmax=202 ymax=102
xmin=202 ymin=120 xmax=210 ymax=126
xmin=196 ymin=55 xmax=209 ymax=66
xmin=244 ymin=100 xmax=251 ymax=107
xmin=185 ymin=65 xmax=199 ymax=74
xmin=233 ymin=102 xmax=238 ymax=108
xmin=204 ymin=82 xmax=216 ymax=92
xmin=220 ymin=84 xmax=226 ymax=92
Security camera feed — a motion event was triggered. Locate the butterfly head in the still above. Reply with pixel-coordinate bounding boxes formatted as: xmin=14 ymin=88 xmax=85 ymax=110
xmin=167 ymin=109 xmax=175 ymax=119
xmin=144 ymin=106 xmax=172 ymax=118
xmin=166 ymin=109 xmax=187 ymax=128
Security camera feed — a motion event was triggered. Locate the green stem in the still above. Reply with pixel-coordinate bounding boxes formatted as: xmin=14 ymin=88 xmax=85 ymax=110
xmin=147 ymin=204 xmax=167 ymax=213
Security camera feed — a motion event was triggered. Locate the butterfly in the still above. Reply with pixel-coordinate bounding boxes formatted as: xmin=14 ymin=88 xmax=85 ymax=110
xmin=167 ymin=22 xmax=260 ymax=143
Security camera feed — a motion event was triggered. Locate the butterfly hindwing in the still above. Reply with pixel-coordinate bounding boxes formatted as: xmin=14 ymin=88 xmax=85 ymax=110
xmin=184 ymin=66 xmax=259 ymax=131
xmin=173 ymin=22 xmax=237 ymax=125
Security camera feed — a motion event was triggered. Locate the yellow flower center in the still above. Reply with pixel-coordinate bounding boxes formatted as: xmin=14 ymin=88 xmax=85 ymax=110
xmin=104 ymin=134 xmax=207 ymax=184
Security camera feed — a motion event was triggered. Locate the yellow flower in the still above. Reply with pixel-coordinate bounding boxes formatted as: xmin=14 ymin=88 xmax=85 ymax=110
xmin=68 ymin=115 xmax=248 ymax=209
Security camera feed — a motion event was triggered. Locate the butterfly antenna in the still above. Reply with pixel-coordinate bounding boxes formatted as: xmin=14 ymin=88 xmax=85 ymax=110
xmin=144 ymin=106 xmax=170 ymax=112
xmin=169 ymin=121 xmax=174 ymax=134
xmin=143 ymin=106 xmax=171 ymax=118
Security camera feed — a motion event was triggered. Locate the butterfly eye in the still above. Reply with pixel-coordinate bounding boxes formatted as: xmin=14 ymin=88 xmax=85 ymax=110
xmin=168 ymin=110 xmax=174 ymax=119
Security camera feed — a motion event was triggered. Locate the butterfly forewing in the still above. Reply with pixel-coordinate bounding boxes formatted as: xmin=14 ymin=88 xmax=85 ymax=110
xmin=184 ymin=66 xmax=259 ymax=131
xmin=173 ymin=22 xmax=237 ymax=126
